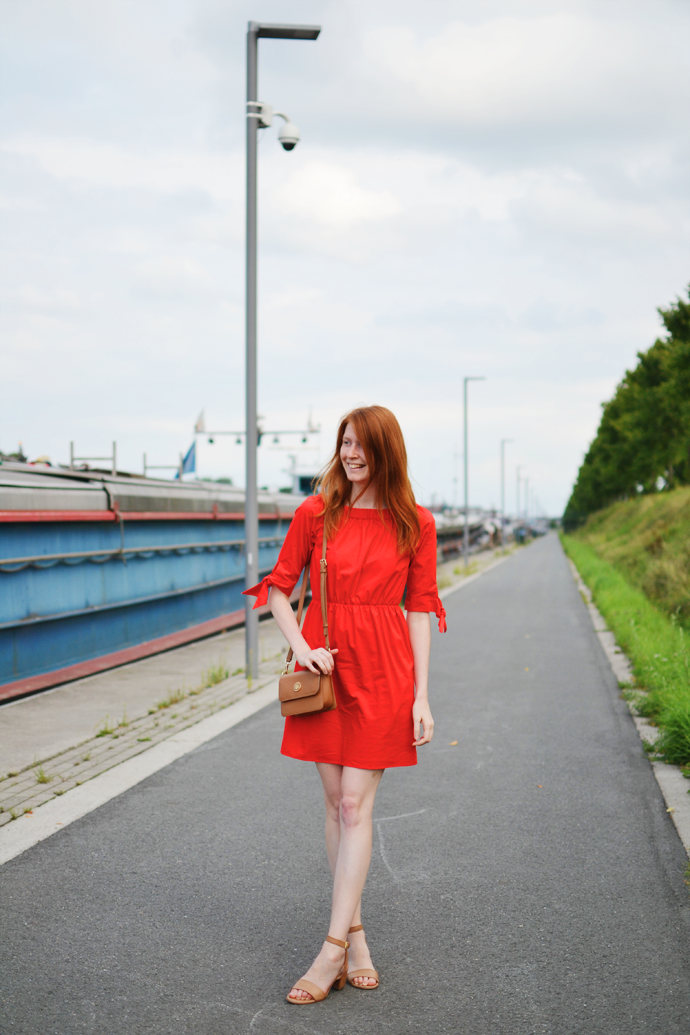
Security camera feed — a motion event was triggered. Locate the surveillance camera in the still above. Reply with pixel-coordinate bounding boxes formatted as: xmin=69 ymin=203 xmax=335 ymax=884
xmin=278 ymin=121 xmax=300 ymax=151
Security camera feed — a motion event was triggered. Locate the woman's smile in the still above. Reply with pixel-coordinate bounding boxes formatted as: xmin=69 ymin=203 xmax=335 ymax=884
xmin=341 ymin=423 xmax=369 ymax=481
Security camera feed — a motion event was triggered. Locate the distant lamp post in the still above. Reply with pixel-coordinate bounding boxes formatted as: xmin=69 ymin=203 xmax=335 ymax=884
xmin=516 ymin=464 xmax=525 ymax=527
xmin=500 ymin=438 xmax=513 ymax=553
xmin=244 ymin=21 xmax=321 ymax=680
xmin=524 ymin=477 xmax=530 ymax=521
xmin=463 ymin=376 xmax=486 ymax=568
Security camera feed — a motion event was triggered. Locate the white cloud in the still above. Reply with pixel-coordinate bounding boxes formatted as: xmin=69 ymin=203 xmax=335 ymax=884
xmin=132 ymin=256 xmax=214 ymax=296
xmin=364 ymin=13 xmax=687 ymax=133
xmin=5 ymin=285 xmax=92 ymax=313
xmin=1 ymin=137 xmax=240 ymax=201
xmin=273 ymin=161 xmax=400 ymax=227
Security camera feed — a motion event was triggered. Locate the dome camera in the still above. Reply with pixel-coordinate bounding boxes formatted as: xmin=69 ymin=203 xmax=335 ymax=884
xmin=278 ymin=121 xmax=300 ymax=151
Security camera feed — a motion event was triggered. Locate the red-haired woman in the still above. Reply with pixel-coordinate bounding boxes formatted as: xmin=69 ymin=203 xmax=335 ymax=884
xmin=244 ymin=405 xmax=446 ymax=1005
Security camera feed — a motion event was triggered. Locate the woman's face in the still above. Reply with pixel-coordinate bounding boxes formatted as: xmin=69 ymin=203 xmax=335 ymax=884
xmin=340 ymin=423 xmax=370 ymax=486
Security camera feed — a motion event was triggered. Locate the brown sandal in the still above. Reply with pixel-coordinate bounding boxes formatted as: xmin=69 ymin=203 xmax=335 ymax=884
xmin=286 ymin=936 xmax=349 ymax=1005
xmin=347 ymin=925 xmax=380 ymax=990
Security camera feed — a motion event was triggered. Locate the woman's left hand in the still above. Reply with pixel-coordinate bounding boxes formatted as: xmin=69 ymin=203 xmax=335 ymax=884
xmin=412 ymin=697 xmax=434 ymax=746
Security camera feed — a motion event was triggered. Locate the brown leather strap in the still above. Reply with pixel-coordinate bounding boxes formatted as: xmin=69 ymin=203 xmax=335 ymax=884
xmin=320 ymin=530 xmax=329 ymax=651
xmin=348 ymin=925 xmax=363 ymax=933
xmin=326 ymin=935 xmax=349 ymax=949
xmin=284 ymin=524 xmax=329 ymax=669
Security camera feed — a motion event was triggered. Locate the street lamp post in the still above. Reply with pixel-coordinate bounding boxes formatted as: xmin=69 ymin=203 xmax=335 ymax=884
xmin=524 ymin=477 xmax=529 ymax=522
xmin=245 ymin=21 xmax=321 ymax=680
xmin=516 ymin=464 xmax=525 ymax=527
xmin=500 ymin=438 xmax=513 ymax=553
xmin=463 ymin=376 xmax=486 ymax=568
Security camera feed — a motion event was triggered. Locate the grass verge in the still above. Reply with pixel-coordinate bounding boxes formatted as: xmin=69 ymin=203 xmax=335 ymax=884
xmin=561 ymin=533 xmax=690 ymax=766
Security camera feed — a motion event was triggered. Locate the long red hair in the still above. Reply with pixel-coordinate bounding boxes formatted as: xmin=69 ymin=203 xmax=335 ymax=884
xmin=315 ymin=405 xmax=421 ymax=554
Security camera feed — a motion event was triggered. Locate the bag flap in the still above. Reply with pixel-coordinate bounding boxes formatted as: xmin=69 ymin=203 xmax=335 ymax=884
xmin=278 ymin=671 xmax=321 ymax=703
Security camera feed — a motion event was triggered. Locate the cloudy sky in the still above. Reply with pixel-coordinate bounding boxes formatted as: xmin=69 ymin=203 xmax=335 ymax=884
xmin=1 ymin=0 xmax=688 ymax=515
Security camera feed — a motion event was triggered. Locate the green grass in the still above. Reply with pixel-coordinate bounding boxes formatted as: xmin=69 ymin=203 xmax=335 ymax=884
xmin=33 ymin=765 xmax=52 ymax=784
xmin=573 ymin=487 xmax=690 ymax=629
xmin=561 ymin=534 xmax=690 ymax=765
xmin=202 ymin=661 xmax=229 ymax=687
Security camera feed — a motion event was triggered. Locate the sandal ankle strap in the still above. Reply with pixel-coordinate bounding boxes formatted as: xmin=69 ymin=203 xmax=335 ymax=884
xmin=348 ymin=924 xmax=364 ymax=933
xmin=326 ymin=935 xmax=350 ymax=949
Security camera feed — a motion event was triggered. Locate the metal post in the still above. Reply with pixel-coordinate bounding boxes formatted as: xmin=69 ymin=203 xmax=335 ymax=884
xmin=143 ymin=453 xmax=147 ymax=476
xmin=245 ymin=23 xmax=260 ymax=679
xmin=500 ymin=438 xmax=513 ymax=553
xmin=524 ymin=477 xmax=529 ymax=521
xmin=70 ymin=441 xmax=74 ymax=470
xmin=242 ymin=21 xmax=320 ymax=680
xmin=462 ymin=376 xmax=485 ymax=568
xmin=112 ymin=442 xmax=117 ymax=477
xmin=463 ymin=380 xmax=468 ymax=567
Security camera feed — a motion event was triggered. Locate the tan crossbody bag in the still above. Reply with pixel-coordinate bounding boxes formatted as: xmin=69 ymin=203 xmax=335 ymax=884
xmin=278 ymin=532 xmax=336 ymax=717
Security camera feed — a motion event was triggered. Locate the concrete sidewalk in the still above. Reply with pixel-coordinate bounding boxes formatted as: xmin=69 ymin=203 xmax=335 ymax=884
xmin=1 ymin=534 xmax=689 ymax=1034
xmin=0 ymin=618 xmax=287 ymax=777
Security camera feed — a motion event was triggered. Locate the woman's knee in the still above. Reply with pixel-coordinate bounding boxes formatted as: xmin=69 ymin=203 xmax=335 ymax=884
xmin=323 ymin=787 xmax=342 ymax=821
xmin=339 ymin=793 xmax=370 ymax=829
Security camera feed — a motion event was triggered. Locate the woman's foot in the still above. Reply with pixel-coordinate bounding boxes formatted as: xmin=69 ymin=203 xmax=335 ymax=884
xmin=348 ymin=927 xmax=378 ymax=988
xmin=288 ymin=940 xmax=348 ymax=1002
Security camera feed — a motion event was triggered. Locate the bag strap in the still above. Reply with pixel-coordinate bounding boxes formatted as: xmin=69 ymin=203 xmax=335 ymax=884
xmin=284 ymin=526 xmax=329 ymax=670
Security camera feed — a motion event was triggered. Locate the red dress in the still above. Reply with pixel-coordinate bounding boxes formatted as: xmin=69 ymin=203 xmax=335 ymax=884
xmin=244 ymin=496 xmax=446 ymax=769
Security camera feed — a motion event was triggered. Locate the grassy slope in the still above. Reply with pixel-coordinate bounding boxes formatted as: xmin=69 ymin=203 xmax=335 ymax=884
xmin=573 ymin=487 xmax=690 ymax=629
xmin=561 ymin=534 xmax=690 ymax=765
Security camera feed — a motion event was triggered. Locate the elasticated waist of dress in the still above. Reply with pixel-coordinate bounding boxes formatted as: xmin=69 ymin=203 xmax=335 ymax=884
xmin=313 ymin=600 xmax=403 ymax=608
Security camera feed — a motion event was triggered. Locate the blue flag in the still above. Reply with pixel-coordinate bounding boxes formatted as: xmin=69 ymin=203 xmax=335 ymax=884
xmin=176 ymin=441 xmax=196 ymax=478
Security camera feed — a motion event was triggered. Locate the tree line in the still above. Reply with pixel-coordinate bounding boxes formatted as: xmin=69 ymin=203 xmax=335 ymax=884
xmin=563 ymin=288 xmax=690 ymax=530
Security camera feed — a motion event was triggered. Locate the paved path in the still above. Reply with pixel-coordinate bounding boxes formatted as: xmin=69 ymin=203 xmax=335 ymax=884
xmin=1 ymin=535 xmax=689 ymax=1034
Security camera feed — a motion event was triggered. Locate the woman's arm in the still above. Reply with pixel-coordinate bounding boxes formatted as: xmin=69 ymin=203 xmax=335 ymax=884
xmin=407 ymin=611 xmax=434 ymax=746
xmin=269 ymin=586 xmax=337 ymax=674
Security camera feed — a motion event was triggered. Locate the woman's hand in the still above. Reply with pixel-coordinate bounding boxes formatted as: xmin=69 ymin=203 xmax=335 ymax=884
xmin=412 ymin=696 xmax=434 ymax=746
xmin=295 ymin=647 xmax=338 ymax=675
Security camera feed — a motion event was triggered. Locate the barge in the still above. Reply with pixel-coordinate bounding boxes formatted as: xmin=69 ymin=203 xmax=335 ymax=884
xmin=0 ymin=463 xmax=302 ymax=701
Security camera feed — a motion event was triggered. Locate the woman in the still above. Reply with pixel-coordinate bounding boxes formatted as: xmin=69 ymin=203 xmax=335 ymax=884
xmin=244 ymin=405 xmax=446 ymax=1005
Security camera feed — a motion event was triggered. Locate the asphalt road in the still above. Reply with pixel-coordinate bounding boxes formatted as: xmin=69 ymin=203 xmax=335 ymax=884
xmin=1 ymin=534 xmax=689 ymax=1035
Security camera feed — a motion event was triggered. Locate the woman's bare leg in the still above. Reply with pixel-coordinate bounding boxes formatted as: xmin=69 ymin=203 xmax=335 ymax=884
xmin=288 ymin=764 xmax=383 ymax=1000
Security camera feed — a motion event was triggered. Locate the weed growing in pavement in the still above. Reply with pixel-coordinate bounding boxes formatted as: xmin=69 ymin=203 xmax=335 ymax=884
xmin=96 ymin=716 xmax=116 ymax=737
xmin=563 ymin=534 xmax=690 ymax=766
xmin=53 ymin=789 xmax=65 ymax=796
xmin=23 ymin=808 xmax=32 ymax=815
xmin=82 ymin=752 xmax=91 ymax=762
xmin=34 ymin=765 xmax=52 ymax=784
xmin=9 ymin=808 xmax=18 ymax=820
xmin=155 ymin=687 xmax=187 ymax=710
xmin=119 ymin=708 xmax=129 ymax=728
xmin=203 ymin=661 xmax=229 ymax=687
xmin=231 ymin=667 xmax=244 ymax=677
xmin=137 ymin=736 xmax=152 ymax=742
xmin=8 ymin=771 xmax=19 ymax=778
xmin=453 ymin=562 xmax=479 ymax=578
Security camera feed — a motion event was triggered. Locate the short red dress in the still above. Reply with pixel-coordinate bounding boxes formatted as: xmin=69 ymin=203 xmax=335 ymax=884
xmin=245 ymin=496 xmax=446 ymax=769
